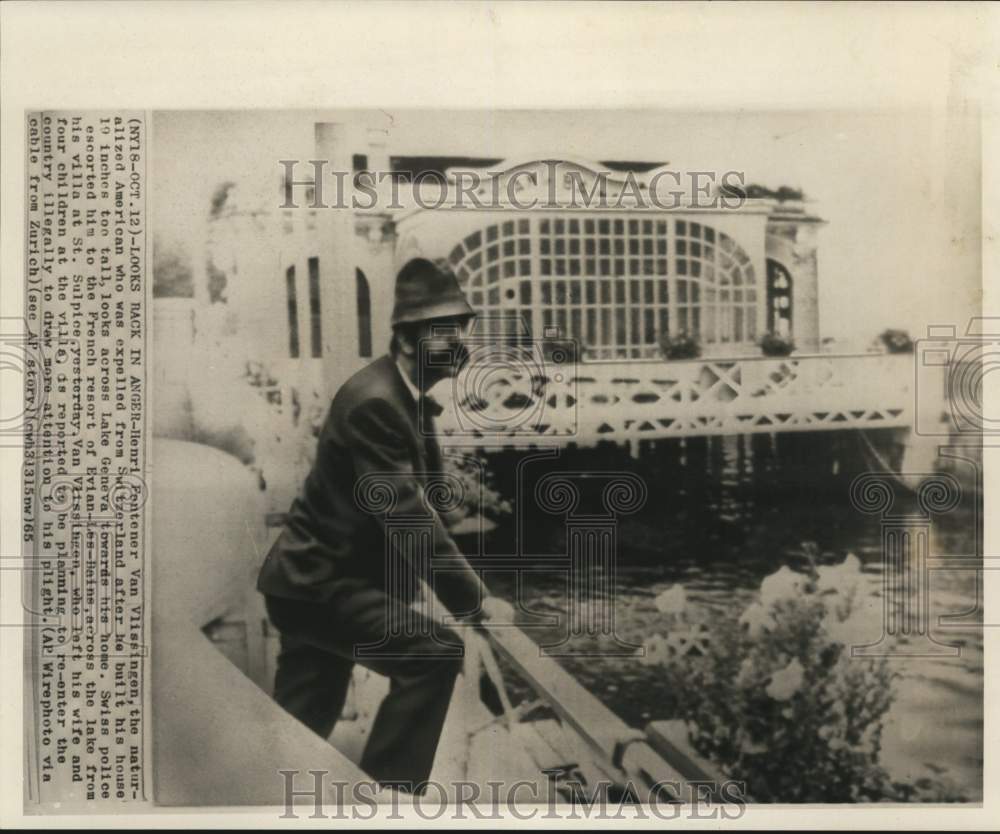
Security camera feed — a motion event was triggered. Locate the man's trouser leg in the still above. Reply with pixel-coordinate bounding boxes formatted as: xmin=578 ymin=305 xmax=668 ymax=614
xmin=265 ymin=585 xmax=464 ymax=789
xmin=272 ymin=632 xmax=354 ymax=740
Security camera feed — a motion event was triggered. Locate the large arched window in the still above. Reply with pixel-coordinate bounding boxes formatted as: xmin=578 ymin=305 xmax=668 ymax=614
xmin=675 ymin=220 xmax=757 ymax=346
xmin=449 ymin=215 xmax=757 ymax=359
xmin=537 ymin=217 xmax=669 ymax=360
xmin=450 ymin=218 xmax=533 ymax=344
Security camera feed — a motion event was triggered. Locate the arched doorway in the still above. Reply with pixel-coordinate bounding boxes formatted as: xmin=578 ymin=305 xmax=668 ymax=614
xmin=766 ymin=259 xmax=793 ymax=338
xmin=356 ymin=268 xmax=372 ymax=358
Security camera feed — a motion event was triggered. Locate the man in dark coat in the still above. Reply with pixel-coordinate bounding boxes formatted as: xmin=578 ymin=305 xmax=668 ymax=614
xmin=257 ymin=257 xmax=511 ymax=791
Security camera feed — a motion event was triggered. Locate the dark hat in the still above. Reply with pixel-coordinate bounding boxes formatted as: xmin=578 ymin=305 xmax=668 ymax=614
xmin=391 ymin=258 xmax=476 ymax=326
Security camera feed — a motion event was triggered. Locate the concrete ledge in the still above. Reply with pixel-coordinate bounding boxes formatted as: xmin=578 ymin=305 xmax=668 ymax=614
xmin=152 ymin=439 xmax=368 ymax=806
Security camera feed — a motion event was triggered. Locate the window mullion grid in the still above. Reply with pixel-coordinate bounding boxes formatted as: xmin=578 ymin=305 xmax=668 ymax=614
xmin=563 ymin=220 xmax=571 ymax=347
xmin=631 ymin=217 xmax=643 ymax=358
xmin=711 ymin=233 xmax=720 ymax=346
xmin=602 ymin=222 xmax=610 ymax=359
xmin=621 ymin=217 xmax=630 ymax=358
xmin=645 ymin=221 xmax=653 ymax=357
xmin=530 ymin=215 xmax=544 ymax=345
xmin=628 ymin=217 xmax=639 ymax=358
xmin=667 ymin=221 xmax=677 ymax=345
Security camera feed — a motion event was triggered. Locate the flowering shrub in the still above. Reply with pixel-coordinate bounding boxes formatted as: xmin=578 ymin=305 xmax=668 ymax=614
xmin=759 ymin=331 xmax=796 ymax=357
xmin=442 ymin=453 xmax=513 ymax=524
xmin=878 ymin=328 xmax=914 ymax=354
xmin=643 ymin=544 xmax=913 ymax=802
xmin=658 ymin=332 xmax=701 ymax=360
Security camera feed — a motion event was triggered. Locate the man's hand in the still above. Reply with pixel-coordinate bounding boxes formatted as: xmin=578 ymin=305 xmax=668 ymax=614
xmin=480 ymin=596 xmax=515 ymax=624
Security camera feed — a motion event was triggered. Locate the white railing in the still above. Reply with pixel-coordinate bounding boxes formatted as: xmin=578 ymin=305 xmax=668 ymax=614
xmin=436 ymin=353 xmax=914 ymax=447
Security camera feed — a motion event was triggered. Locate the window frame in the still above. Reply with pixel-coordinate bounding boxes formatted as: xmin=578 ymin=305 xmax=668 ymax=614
xmin=448 ymin=213 xmax=759 ymax=360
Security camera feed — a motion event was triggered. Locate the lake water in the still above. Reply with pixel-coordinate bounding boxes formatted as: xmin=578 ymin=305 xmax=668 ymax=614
xmin=472 ymin=430 xmax=983 ymax=801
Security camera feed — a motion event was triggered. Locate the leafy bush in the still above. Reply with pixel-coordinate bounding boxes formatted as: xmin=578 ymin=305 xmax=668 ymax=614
xmin=643 ymin=544 xmax=923 ymax=802
xmin=760 ymin=332 xmax=796 ymax=357
xmin=659 ymin=332 xmax=701 ymax=360
xmin=720 ymin=182 xmax=805 ymax=203
xmin=878 ymin=328 xmax=914 ymax=354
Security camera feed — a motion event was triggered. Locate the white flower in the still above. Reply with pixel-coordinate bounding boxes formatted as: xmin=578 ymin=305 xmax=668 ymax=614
xmin=739 ymin=602 xmax=777 ymax=639
xmin=738 ymin=734 xmax=768 ymax=755
xmin=815 ymin=553 xmax=863 ymax=596
xmin=639 ymin=633 xmax=669 ymax=666
xmin=823 ymin=612 xmax=876 ymax=648
xmin=759 ymin=566 xmax=808 ymax=606
xmin=766 ymin=658 xmax=805 ymax=701
xmin=859 ymin=724 xmax=880 ymax=754
xmin=665 ymin=623 xmax=712 ymax=657
xmin=735 ymin=657 xmax=758 ymax=687
xmin=814 ymin=566 xmax=838 ymax=595
xmin=688 ymin=622 xmax=711 ymax=653
xmin=665 ymin=632 xmax=689 ymax=656
xmin=654 ymin=584 xmax=687 ymax=616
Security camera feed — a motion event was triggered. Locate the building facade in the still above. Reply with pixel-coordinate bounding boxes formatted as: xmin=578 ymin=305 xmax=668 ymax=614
xmin=176 ymin=119 xmax=910 ymax=469
xmin=213 ymin=124 xmax=823 ymax=376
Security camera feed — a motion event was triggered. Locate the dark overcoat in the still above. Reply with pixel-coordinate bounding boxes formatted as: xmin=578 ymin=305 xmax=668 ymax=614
xmin=256 ymin=354 xmax=486 ymax=614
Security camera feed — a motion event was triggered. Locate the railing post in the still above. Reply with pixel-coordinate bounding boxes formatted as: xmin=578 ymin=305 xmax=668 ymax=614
xmin=438 ymin=352 xmax=914 ymax=447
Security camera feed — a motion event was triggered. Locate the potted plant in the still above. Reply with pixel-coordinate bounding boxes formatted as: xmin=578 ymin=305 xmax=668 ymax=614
xmin=878 ymin=328 xmax=914 ymax=354
xmin=659 ymin=331 xmax=701 ymax=360
xmin=760 ymin=331 xmax=796 ymax=357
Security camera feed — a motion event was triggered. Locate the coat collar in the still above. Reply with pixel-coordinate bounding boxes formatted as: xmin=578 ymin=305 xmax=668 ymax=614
xmin=378 ymin=354 xmax=444 ymax=419
xmin=371 ymin=353 xmax=418 ymax=421
xmin=394 ymin=356 xmax=421 ymax=405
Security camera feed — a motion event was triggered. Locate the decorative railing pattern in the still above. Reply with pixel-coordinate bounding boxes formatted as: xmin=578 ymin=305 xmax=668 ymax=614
xmin=436 ymin=353 xmax=913 ymax=447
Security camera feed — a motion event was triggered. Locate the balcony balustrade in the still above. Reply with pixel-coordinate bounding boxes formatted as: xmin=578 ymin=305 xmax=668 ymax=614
xmin=435 ymin=352 xmax=913 ymax=448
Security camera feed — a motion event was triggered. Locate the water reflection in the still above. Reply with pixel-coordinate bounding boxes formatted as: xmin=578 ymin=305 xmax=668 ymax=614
xmin=475 ymin=430 xmax=983 ymax=800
